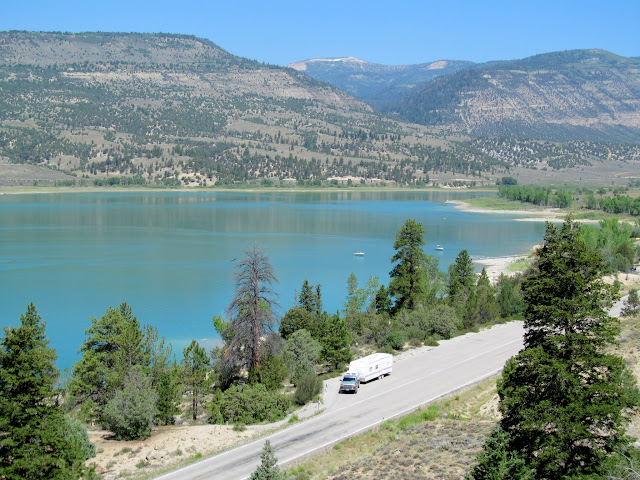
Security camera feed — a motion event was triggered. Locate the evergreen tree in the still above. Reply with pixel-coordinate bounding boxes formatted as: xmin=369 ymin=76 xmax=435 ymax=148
xmin=389 ymin=219 xmax=435 ymax=311
xmin=343 ymin=273 xmax=367 ymax=318
xmin=296 ymin=279 xmax=314 ymax=312
xmin=181 ymin=340 xmax=211 ymax=421
xmin=249 ymin=440 xmax=283 ymax=480
xmin=448 ymin=249 xmax=475 ymax=302
xmin=319 ymin=314 xmax=352 ymax=370
xmin=467 ymin=429 xmax=534 ymax=480
xmin=278 ymin=307 xmax=314 ymax=340
xmin=494 ymin=219 xmax=640 ymax=479
xmin=70 ymin=303 xmax=145 ymax=412
xmin=155 ymin=362 xmax=182 ymax=425
xmin=475 ymin=268 xmax=499 ymax=325
xmin=496 ymin=273 xmax=524 ymax=318
xmin=282 ymin=329 xmax=321 ymax=385
xmin=0 ymin=304 xmax=93 ymax=479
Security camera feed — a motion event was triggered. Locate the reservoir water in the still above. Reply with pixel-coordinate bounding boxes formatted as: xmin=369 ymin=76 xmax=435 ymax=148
xmin=0 ymin=190 xmax=547 ymax=370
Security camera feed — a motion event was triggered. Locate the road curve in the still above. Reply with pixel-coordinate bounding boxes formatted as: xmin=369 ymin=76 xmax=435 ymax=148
xmin=154 ymin=321 xmax=524 ymax=480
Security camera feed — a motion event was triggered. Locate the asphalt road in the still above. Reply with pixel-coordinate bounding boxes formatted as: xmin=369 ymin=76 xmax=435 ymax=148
xmin=154 ymin=321 xmax=525 ymax=480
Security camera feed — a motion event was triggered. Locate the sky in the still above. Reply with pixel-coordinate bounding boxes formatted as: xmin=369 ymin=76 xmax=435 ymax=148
xmin=2 ymin=0 xmax=639 ymax=66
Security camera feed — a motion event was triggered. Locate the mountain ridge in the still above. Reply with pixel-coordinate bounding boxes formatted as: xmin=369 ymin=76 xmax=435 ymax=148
xmin=389 ymin=49 xmax=640 ymax=142
xmin=287 ymin=56 xmax=474 ymax=110
xmin=0 ymin=32 xmax=639 ymax=188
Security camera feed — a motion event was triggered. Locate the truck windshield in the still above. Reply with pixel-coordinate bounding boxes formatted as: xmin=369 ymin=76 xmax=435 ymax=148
xmin=342 ymin=377 xmax=356 ymax=383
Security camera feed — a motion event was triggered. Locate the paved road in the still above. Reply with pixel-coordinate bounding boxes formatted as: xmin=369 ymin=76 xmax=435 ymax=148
xmin=154 ymin=321 xmax=525 ymax=480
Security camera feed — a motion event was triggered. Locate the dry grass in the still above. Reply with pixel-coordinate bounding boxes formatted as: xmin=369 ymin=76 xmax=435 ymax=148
xmin=284 ymin=377 xmax=500 ymax=480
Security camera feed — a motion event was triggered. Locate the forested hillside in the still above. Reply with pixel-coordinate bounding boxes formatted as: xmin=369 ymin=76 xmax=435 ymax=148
xmin=390 ymin=49 xmax=640 ymax=143
xmin=0 ymin=33 xmax=639 ymax=188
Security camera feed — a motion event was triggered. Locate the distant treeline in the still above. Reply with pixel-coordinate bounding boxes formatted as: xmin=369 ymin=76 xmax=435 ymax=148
xmin=498 ymin=184 xmax=640 ymax=216
xmin=498 ymin=185 xmax=573 ymax=208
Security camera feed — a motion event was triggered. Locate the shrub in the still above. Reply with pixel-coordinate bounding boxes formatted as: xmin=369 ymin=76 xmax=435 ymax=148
xmin=293 ymin=371 xmax=322 ymax=405
xmin=424 ymin=337 xmax=439 ymax=347
xmin=249 ymin=354 xmax=288 ymax=391
xmin=425 ymin=305 xmax=462 ymax=339
xmin=213 ymin=383 xmax=290 ymax=424
xmin=64 ymin=416 xmax=96 ymax=460
xmin=382 ymin=329 xmax=405 ymax=350
xmin=101 ymin=367 xmax=158 ymax=440
xmin=377 ymin=345 xmax=394 ymax=355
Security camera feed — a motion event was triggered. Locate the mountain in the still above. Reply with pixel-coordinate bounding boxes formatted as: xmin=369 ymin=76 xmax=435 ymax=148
xmin=389 ymin=49 xmax=640 ymax=143
xmin=0 ymin=31 xmax=514 ymax=187
xmin=287 ymin=57 xmax=474 ymax=110
xmin=0 ymin=34 xmax=638 ymax=188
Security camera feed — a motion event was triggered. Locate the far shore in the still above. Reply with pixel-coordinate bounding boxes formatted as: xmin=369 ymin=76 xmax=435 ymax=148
xmin=447 ymin=200 xmax=601 ymax=224
xmin=0 ymin=185 xmax=500 ymax=195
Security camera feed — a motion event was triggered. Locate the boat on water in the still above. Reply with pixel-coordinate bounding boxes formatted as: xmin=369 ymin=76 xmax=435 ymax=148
xmin=353 ymin=251 xmax=365 ymax=256
xmin=435 ymin=245 xmax=444 ymax=251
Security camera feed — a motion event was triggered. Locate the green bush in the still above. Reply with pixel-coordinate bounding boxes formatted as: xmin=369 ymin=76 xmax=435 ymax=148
xmin=101 ymin=367 xmax=158 ymax=440
xmin=377 ymin=345 xmax=395 ymax=355
xmin=248 ymin=354 xmax=288 ymax=391
xmin=382 ymin=329 xmax=405 ymax=350
xmin=424 ymin=337 xmax=439 ymax=347
xmin=425 ymin=305 xmax=462 ymax=339
xmin=293 ymin=371 xmax=322 ymax=406
xmin=64 ymin=416 xmax=96 ymax=460
xmin=213 ymin=383 xmax=290 ymax=424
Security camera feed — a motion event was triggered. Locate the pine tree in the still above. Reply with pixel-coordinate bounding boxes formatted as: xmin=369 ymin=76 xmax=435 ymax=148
xmin=181 ymin=340 xmax=211 ymax=421
xmin=389 ymin=219 xmax=438 ymax=311
xmin=249 ymin=440 xmax=283 ymax=480
xmin=493 ymin=219 xmax=640 ymax=478
xmin=319 ymin=314 xmax=352 ymax=370
xmin=70 ymin=302 xmax=145 ymax=411
xmin=0 ymin=304 xmax=92 ymax=479
xmin=227 ymin=245 xmax=279 ymax=370
xmin=448 ymin=249 xmax=475 ymax=302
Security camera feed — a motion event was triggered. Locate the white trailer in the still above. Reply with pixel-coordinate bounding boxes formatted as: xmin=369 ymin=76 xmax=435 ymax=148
xmin=348 ymin=353 xmax=393 ymax=383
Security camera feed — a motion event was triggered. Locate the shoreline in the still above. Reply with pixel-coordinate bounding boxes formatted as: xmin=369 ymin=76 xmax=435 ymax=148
xmin=447 ymin=200 xmax=601 ymax=224
xmin=0 ymin=185 xmax=499 ymax=196
xmin=446 ymin=200 xmax=565 ymax=222
xmin=473 ymin=253 xmax=532 ymax=282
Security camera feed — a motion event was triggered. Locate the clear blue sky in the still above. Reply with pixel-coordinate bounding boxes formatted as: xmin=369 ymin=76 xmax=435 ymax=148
xmin=2 ymin=0 xmax=639 ymax=66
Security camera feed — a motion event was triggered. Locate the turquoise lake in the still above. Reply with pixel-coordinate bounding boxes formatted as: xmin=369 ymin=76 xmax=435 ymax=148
xmin=0 ymin=190 xmax=548 ymax=370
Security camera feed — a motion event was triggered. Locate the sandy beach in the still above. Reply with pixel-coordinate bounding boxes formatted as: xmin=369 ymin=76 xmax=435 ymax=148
xmin=473 ymin=254 xmax=531 ymax=282
xmin=446 ymin=200 xmax=566 ymax=222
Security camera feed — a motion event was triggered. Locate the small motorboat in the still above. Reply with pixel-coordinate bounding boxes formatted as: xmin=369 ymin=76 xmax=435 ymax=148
xmin=353 ymin=251 xmax=365 ymax=256
xmin=435 ymin=245 xmax=444 ymax=251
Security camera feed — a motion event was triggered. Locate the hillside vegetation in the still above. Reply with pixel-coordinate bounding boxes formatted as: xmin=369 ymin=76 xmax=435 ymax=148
xmin=0 ymin=34 xmax=639 ymax=188
xmin=390 ymin=49 xmax=640 ymax=143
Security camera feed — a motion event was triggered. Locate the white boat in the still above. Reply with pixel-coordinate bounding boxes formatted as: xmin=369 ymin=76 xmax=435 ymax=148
xmin=435 ymin=245 xmax=444 ymax=251
xmin=353 ymin=251 xmax=365 ymax=256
